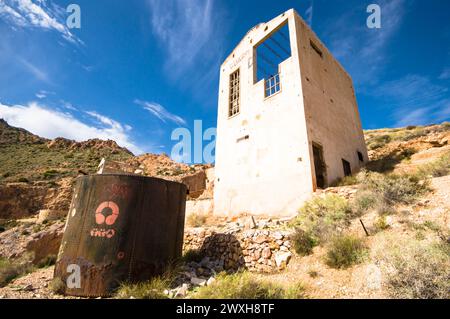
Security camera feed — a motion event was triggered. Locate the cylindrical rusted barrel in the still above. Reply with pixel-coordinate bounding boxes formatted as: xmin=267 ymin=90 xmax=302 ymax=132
xmin=53 ymin=174 xmax=187 ymax=297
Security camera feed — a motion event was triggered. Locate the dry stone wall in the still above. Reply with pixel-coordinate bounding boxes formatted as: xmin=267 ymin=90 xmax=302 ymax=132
xmin=184 ymin=224 xmax=293 ymax=273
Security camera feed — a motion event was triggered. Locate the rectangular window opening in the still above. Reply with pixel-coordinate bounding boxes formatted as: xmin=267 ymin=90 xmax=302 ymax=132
xmin=255 ymin=23 xmax=291 ymax=97
xmin=310 ymin=40 xmax=323 ymax=58
xmin=229 ymin=69 xmax=240 ymax=117
xmin=357 ymin=151 xmax=364 ymax=162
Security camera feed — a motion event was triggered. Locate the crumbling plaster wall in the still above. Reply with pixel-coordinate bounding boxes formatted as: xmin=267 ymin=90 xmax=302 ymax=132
xmin=293 ymin=14 xmax=368 ymax=187
xmin=214 ymin=10 xmax=314 ymax=217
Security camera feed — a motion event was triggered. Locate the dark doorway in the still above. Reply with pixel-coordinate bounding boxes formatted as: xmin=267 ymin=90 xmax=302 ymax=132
xmin=312 ymin=143 xmax=327 ymax=189
xmin=342 ymin=159 xmax=352 ymax=176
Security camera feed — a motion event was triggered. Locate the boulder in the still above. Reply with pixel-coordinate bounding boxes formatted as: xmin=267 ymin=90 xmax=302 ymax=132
xmin=274 ymin=251 xmax=292 ymax=269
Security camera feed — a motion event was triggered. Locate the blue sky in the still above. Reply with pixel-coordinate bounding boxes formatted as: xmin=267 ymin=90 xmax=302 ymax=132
xmin=0 ymin=0 xmax=449 ymax=158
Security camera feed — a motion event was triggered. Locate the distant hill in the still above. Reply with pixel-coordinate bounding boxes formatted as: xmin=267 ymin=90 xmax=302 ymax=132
xmin=0 ymin=119 xmax=133 ymax=185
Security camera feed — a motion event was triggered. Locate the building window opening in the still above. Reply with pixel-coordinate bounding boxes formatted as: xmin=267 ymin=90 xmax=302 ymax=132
xmin=357 ymin=151 xmax=364 ymax=162
xmin=342 ymin=159 xmax=352 ymax=177
xmin=310 ymin=40 xmax=323 ymax=58
xmin=265 ymin=73 xmax=280 ymax=97
xmin=229 ymin=69 xmax=240 ymax=117
xmin=255 ymin=23 xmax=291 ymax=97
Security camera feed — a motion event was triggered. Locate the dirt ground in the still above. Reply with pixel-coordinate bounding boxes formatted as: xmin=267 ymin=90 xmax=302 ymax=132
xmin=256 ymin=175 xmax=450 ymax=299
xmin=1 ymin=176 xmax=448 ymax=299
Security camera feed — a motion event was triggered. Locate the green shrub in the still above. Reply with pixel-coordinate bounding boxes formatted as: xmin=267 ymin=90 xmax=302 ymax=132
xmin=192 ymin=272 xmax=306 ymax=299
xmin=290 ymin=194 xmax=353 ymax=245
xmin=325 ymin=235 xmax=368 ymax=269
xmin=291 ymin=228 xmax=317 ymax=256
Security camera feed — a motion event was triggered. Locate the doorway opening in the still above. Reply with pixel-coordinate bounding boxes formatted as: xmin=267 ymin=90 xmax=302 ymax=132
xmin=342 ymin=159 xmax=352 ymax=177
xmin=312 ymin=143 xmax=327 ymax=189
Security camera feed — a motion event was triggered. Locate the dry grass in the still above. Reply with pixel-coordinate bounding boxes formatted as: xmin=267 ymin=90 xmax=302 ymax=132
xmin=115 ymin=263 xmax=182 ymax=299
xmin=0 ymin=258 xmax=34 ymax=287
xmin=373 ymin=233 xmax=450 ymax=299
xmin=350 ymin=170 xmax=431 ymax=216
xmin=192 ymin=272 xmax=306 ymax=299
xmin=417 ymin=151 xmax=450 ymax=178
xmin=186 ymin=212 xmax=208 ymax=228
xmin=49 ymin=277 xmax=66 ymax=295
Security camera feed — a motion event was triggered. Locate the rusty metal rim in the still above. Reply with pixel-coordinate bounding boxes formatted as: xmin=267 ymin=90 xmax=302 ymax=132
xmin=76 ymin=174 xmax=187 ymax=187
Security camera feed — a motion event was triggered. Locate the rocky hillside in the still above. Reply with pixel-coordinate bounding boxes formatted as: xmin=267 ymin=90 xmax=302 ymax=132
xmin=0 ymin=119 xmax=209 ymax=220
xmin=0 ymin=119 xmax=133 ymax=185
xmin=0 ymin=120 xmax=448 ymax=299
xmin=364 ymin=123 xmax=450 ymax=174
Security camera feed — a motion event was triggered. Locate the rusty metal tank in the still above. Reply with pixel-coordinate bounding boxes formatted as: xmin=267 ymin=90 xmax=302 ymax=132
xmin=53 ymin=174 xmax=187 ymax=297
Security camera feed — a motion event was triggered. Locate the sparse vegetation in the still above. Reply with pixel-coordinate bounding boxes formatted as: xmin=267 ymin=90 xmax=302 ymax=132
xmin=351 ymin=189 xmax=378 ymax=215
xmin=49 ymin=278 xmax=66 ymax=295
xmin=374 ymin=234 xmax=450 ymax=299
xmin=373 ymin=215 xmax=390 ymax=232
xmin=367 ymin=134 xmax=392 ymax=150
xmin=290 ymin=194 xmax=354 ymax=247
xmin=325 ymin=235 xmax=368 ymax=269
xmin=0 ymin=258 xmax=34 ymax=287
xmin=115 ymin=275 xmax=173 ymax=299
xmin=417 ymin=151 xmax=450 ymax=178
xmin=332 ymin=175 xmax=359 ymax=187
xmin=115 ymin=264 xmax=182 ymax=299
xmin=291 ymin=228 xmax=316 ymax=256
xmin=36 ymin=254 xmax=57 ymax=268
xmin=186 ymin=212 xmax=208 ymax=227
xmin=192 ymin=272 xmax=306 ymax=299
xmin=350 ymin=171 xmax=431 ymax=215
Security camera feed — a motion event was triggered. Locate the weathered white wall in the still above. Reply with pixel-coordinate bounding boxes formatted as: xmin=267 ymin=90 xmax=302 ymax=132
xmin=214 ymin=10 xmax=313 ymax=217
xmin=293 ymin=15 xmax=368 ymax=187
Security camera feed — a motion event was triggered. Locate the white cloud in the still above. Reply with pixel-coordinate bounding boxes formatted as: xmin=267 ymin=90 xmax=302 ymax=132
xmin=19 ymin=58 xmax=49 ymax=82
xmin=35 ymin=89 xmax=54 ymax=99
xmin=135 ymin=99 xmax=186 ymax=125
xmin=0 ymin=101 xmax=144 ymax=154
xmin=439 ymin=68 xmax=450 ymax=80
xmin=305 ymin=1 xmax=313 ymax=26
xmin=375 ymin=74 xmax=450 ymax=126
xmin=146 ymin=0 xmax=225 ymax=77
xmin=0 ymin=0 xmax=82 ymax=45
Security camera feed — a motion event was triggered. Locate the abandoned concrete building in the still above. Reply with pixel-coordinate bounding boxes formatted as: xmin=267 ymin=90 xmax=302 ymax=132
xmin=213 ymin=9 xmax=368 ymax=217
